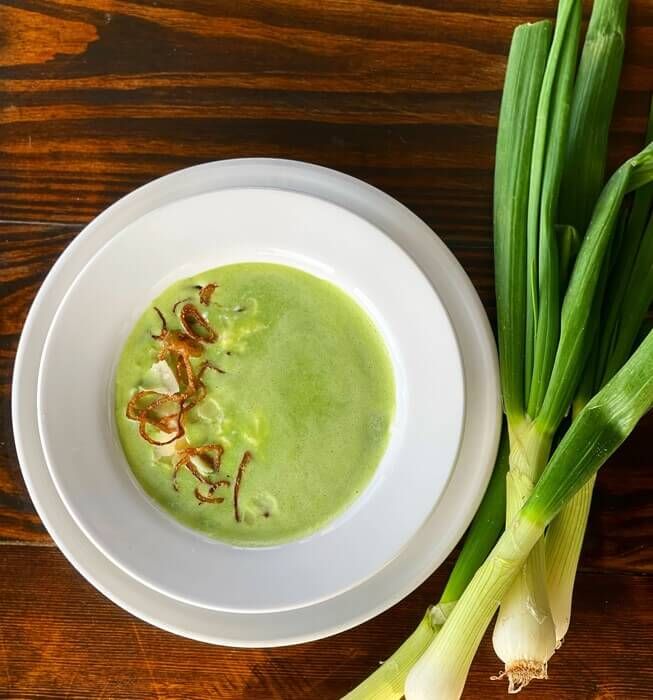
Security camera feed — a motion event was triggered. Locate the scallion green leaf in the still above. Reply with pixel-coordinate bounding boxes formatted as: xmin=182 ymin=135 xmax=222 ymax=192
xmin=494 ymin=20 xmax=552 ymax=422
xmin=558 ymin=0 xmax=628 ymax=236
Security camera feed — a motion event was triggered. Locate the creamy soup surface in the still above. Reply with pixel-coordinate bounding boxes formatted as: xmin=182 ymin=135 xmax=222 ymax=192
xmin=115 ymin=263 xmax=395 ymax=546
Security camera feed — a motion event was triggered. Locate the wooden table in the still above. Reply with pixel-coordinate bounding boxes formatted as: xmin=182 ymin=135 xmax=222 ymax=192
xmin=1 ymin=1 xmax=652 ymax=698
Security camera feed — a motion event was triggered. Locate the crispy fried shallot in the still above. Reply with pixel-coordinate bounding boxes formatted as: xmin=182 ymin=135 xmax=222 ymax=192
xmin=160 ymin=329 xmax=203 ymax=359
xmin=209 ymin=480 xmax=231 ymax=492
xmin=172 ymin=444 xmax=225 ymax=490
xmin=234 ymin=451 xmax=252 ymax=523
xmin=151 ymin=307 xmax=167 ymax=339
xmin=128 ymin=303 xmax=257 ymax=516
xmin=198 ymin=360 xmax=226 ymax=377
xmin=194 ymin=489 xmax=225 ymax=504
xmin=126 ymin=390 xmax=185 ymax=445
xmin=179 ymin=303 xmax=217 ymax=343
xmin=138 ymin=418 xmax=183 ymax=446
xmin=172 ymin=297 xmax=191 ymax=314
xmin=199 ymin=283 xmax=218 ymax=306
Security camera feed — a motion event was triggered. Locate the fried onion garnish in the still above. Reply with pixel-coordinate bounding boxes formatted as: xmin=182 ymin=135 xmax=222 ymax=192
xmin=151 ymin=307 xmax=168 ymax=340
xmin=172 ymin=297 xmax=191 ymax=314
xmin=126 ymin=390 xmax=186 ymax=446
xmin=194 ymin=488 xmax=224 ymax=504
xmin=160 ymin=330 xmax=203 ymax=359
xmin=233 ymin=451 xmax=253 ymax=523
xmin=172 ymin=444 xmax=225 ymax=490
xmin=179 ymin=303 xmax=217 ymax=343
xmin=199 ymin=283 xmax=218 ymax=306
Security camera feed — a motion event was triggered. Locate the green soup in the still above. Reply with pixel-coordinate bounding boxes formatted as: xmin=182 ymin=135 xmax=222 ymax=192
xmin=115 ymin=263 xmax=395 ymax=546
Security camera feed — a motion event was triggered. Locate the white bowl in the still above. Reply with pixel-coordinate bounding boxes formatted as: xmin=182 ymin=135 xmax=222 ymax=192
xmin=37 ymin=187 xmax=464 ymax=614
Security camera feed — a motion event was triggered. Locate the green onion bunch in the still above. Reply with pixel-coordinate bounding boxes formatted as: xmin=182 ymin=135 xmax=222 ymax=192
xmin=344 ymin=0 xmax=652 ymax=697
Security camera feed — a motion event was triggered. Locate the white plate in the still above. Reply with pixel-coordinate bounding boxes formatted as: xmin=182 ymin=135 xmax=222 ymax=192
xmin=37 ymin=187 xmax=464 ymax=614
xmin=14 ymin=158 xmax=500 ymax=646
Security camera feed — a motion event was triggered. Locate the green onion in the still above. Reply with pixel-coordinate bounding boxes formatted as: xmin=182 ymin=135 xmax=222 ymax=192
xmin=491 ymin=0 xmax=582 ymax=686
xmin=405 ymin=331 xmax=653 ymax=700
xmin=345 ymin=3 xmax=648 ymax=696
xmin=492 ymin=0 xmax=647 ymax=683
xmin=597 ymin=98 xmax=653 ymax=384
xmin=545 ymin=470 xmax=595 ymax=645
xmin=537 ymin=141 xmax=653 ymax=432
xmin=492 ymin=139 xmax=653 ymax=686
xmin=526 ymin=0 xmax=581 ymax=417
xmin=494 ymin=20 xmax=552 ymax=423
xmin=546 ymin=98 xmax=653 ymax=645
xmin=558 ymin=0 xmax=628 ymax=236
xmin=526 ymin=331 xmax=653 ymax=521
xmin=341 ymin=430 xmax=509 ymax=699
xmin=603 ymin=209 xmax=653 ymax=380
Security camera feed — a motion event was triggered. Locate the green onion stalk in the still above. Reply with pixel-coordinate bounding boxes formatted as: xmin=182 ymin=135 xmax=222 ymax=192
xmin=493 ymin=135 xmax=653 ymax=688
xmin=491 ymin=1 xmax=582 ymax=688
xmin=344 ymin=2 xmax=646 ymax=696
xmin=491 ymin=0 xmax=635 ymax=688
xmin=558 ymin=0 xmax=628 ymax=236
xmin=546 ymin=97 xmax=653 ymax=647
xmin=341 ymin=430 xmax=509 ymax=699
xmin=405 ymin=330 xmax=653 ymax=700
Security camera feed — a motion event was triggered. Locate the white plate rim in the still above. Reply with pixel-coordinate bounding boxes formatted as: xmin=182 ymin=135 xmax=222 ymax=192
xmin=12 ymin=157 xmax=500 ymax=647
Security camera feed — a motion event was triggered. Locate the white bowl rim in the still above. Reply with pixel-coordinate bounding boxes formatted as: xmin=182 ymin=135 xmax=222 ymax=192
xmin=36 ymin=185 xmax=465 ymax=614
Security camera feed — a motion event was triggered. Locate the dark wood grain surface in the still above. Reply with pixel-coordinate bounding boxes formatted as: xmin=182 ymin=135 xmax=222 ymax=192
xmin=1 ymin=1 xmax=651 ymax=698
